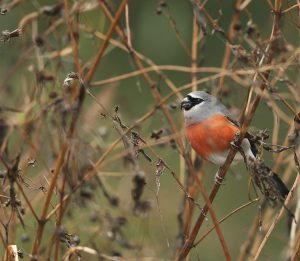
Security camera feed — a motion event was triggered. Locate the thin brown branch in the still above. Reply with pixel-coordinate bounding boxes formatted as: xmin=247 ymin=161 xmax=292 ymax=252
xmin=84 ymin=0 xmax=128 ymax=83
xmin=195 ymin=198 xmax=259 ymax=246
xmin=253 ymin=168 xmax=299 ymax=260
xmin=217 ymin=0 xmax=242 ymax=96
xmin=31 ymin=78 xmax=85 ymax=256
xmin=282 ymin=3 xmax=300 ymax=14
xmin=63 ymin=0 xmax=81 ymax=73
xmin=15 ymin=180 xmax=39 ymax=222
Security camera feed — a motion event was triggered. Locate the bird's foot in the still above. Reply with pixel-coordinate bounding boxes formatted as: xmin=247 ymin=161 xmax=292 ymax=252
xmin=215 ymin=171 xmax=226 ymax=185
xmin=230 ymin=132 xmax=241 ymax=150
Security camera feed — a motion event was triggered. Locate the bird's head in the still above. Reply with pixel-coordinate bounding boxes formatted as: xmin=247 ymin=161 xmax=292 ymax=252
xmin=181 ymin=91 xmax=229 ymax=126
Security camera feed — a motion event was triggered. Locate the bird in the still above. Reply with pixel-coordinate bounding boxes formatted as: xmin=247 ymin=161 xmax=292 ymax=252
xmin=180 ymin=91 xmax=289 ymax=202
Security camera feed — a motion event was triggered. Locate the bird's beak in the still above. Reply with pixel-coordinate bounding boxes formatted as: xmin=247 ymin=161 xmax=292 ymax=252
xmin=180 ymin=98 xmax=192 ymax=110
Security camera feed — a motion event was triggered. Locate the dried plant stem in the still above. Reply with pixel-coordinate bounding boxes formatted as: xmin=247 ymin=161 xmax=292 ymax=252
xmin=1 ymin=1 xmax=298 ymax=260
xmin=191 ymin=15 xmax=198 ymax=92
xmin=238 ymin=153 xmax=295 ymax=261
xmin=288 ymin=187 xmax=300 ymax=259
xmin=0 ymin=231 xmax=5 ymax=249
xmin=237 ymin=216 xmax=261 ymax=261
xmin=217 ymin=0 xmax=242 ymax=96
xmin=15 ymin=181 xmax=39 ymax=222
xmin=125 ymin=3 xmax=132 ymax=47
xmin=237 ymin=6 xmax=289 ymax=261
xmin=181 ymin=13 xmax=200 ymax=242
xmin=195 ymin=198 xmax=259 ymax=246
xmin=54 ymin=154 xmax=70 ymax=261
xmin=85 ymin=0 xmax=128 ymax=83
xmin=31 ymin=118 xmax=77 ymax=256
xmin=0 ymin=17 xmax=64 ymax=90
xmin=89 ymin=61 xmax=293 ymax=87
xmin=253 ymin=170 xmax=299 ymax=260
xmin=63 ymin=0 xmax=81 ymax=73
xmin=5 ymin=245 xmax=19 ymax=261
xmin=31 ymin=1 xmax=127 ymax=256
xmin=282 ymin=2 xmax=300 ymax=13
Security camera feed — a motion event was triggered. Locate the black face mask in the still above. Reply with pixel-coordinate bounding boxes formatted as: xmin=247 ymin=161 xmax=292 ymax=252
xmin=181 ymin=95 xmax=204 ymax=111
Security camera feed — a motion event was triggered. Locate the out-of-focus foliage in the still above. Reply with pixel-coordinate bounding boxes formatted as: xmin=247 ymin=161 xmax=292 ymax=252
xmin=0 ymin=0 xmax=300 ymax=260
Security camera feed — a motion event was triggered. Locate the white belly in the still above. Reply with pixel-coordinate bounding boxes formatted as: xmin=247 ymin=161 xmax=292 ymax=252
xmin=205 ymin=139 xmax=255 ymax=166
xmin=206 ymin=150 xmax=244 ymax=166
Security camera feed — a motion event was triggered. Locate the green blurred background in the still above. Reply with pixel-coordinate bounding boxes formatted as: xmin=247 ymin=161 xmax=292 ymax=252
xmin=0 ymin=0 xmax=298 ymax=260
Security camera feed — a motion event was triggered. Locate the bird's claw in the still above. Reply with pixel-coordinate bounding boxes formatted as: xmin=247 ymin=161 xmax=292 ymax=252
xmin=215 ymin=172 xmax=226 ymax=185
xmin=230 ymin=141 xmax=240 ymax=151
xmin=231 ymin=132 xmax=241 ymax=150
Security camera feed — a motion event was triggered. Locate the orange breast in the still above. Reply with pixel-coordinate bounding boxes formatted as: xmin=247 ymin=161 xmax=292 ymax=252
xmin=184 ymin=115 xmax=239 ymax=160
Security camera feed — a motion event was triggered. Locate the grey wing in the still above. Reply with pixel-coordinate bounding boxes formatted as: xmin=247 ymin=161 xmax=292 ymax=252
xmin=224 ymin=115 xmax=240 ymax=128
xmin=224 ymin=115 xmax=258 ymax=156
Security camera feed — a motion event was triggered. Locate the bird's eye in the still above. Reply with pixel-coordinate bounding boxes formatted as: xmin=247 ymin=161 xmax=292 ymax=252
xmin=181 ymin=95 xmax=204 ymax=111
xmin=187 ymin=95 xmax=204 ymax=105
xmin=196 ymin=98 xmax=204 ymax=104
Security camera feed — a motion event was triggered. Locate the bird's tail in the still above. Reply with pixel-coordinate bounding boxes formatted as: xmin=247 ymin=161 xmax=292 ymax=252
xmin=240 ymin=136 xmax=289 ymax=202
xmin=272 ymin=173 xmax=289 ymax=199
xmin=246 ymin=157 xmax=289 ymax=203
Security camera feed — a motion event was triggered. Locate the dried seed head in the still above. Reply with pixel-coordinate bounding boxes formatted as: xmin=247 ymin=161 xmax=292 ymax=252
xmin=17 ymin=250 xmax=24 ymax=259
xmin=150 ymin=129 xmax=164 ymax=140
xmin=27 ymin=158 xmax=36 ymax=167
xmin=132 ymin=173 xmax=146 ymax=201
xmin=0 ymin=170 xmax=7 ymax=178
xmin=114 ymin=105 xmax=119 ymax=113
xmin=20 ymin=207 xmax=26 ymax=215
xmin=0 ymin=8 xmax=8 ymax=15
xmin=109 ymin=197 xmax=119 ymax=207
xmin=72 ymin=235 xmax=80 ymax=246
xmin=49 ymin=91 xmax=58 ymax=99
xmin=36 ymin=71 xmax=55 ymax=84
xmin=133 ymin=200 xmax=151 ymax=217
xmin=246 ymin=20 xmax=255 ymax=35
xmin=156 ymin=6 xmax=163 ymax=15
xmin=34 ymin=36 xmax=44 ymax=46
xmin=63 ymin=72 xmax=80 ymax=87
xmin=1 ymin=28 xmax=22 ymax=42
xmin=233 ymin=21 xmax=242 ymax=31
xmin=159 ymin=0 xmax=167 ymax=7
xmin=41 ymin=4 xmax=63 ymax=17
